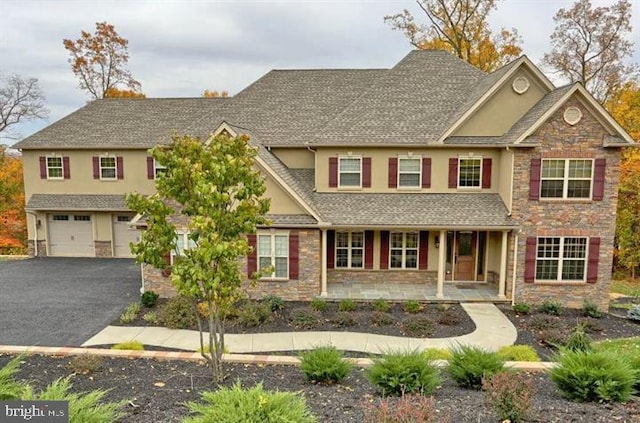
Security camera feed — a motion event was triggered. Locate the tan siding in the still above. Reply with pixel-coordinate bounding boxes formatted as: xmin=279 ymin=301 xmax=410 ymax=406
xmin=271 ymin=148 xmax=314 ymax=169
xmin=498 ymin=149 xmax=513 ymax=212
xmin=263 ymin=174 xmax=306 ymax=215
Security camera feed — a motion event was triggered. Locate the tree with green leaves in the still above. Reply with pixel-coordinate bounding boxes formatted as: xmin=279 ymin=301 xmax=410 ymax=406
xmin=127 ymin=133 xmax=270 ymax=382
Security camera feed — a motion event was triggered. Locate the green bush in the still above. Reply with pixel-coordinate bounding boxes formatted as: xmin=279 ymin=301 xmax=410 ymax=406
xmin=538 ymin=300 xmax=564 ymax=316
xmin=528 ymin=314 xmax=560 ymax=331
xmin=582 ymin=300 xmax=603 ymax=318
xmin=111 ymin=340 xmax=144 ymax=351
xmin=371 ymin=298 xmax=391 ymax=313
xmin=564 ymin=324 xmax=593 ymax=353
xmin=331 ymin=312 xmax=357 ymax=328
xmin=371 ymin=311 xmax=394 ymax=326
xmin=483 ymin=371 xmax=535 ymax=423
xmin=422 ymin=348 xmax=453 ymax=361
xmin=550 ymin=350 xmax=635 ymax=403
xmin=290 ymin=310 xmax=321 ymax=329
xmin=361 ymin=394 xmax=446 ymax=423
xmin=338 ymin=299 xmax=357 ymax=312
xmin=0 ymin=355 xmax=27 ymax=400
xmin=183 ymin=381 xmax=316 ymax=423
xmin=627 ymin=304 xmax=640 ymax=321
xmin=402 ymin=316 xmax=434 ymax=337
xmin=366 ymin=351 xmax=441 ymax=396
xmin=237 ymin=301 xmax=272 ymax=327
xmin=262 ymin=295 xmax=284 ymax=312
xmin=496 ymin=345 xmax=541 ymax=362
xmin=158 ymin=296 xmax=197 ymax=329
xmin=310 ymin=298 xmax=328 ymax=312
xmin=119 ymin=302 xmax=141 ymax=324
xmin=140 ymin=290 xmax=159 ymax=308
xmin=142 ymin=311 xmax=158 ymax=324
xmin=403 ymin=300 xmax=421 ymax=314
xmin=447 ymin=345 xmax=505 ymax=390
xmin=299 ymin=346 xmax=352 ymax=383
xmin=512 ymin=303 xmax=531 ymax=314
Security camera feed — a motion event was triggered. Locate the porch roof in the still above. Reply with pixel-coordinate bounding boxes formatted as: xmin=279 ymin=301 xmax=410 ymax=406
xmin=312 ymin=192 xmax=517 ymax=228
xmin=25 ymin=194 xmax=130 ymax=211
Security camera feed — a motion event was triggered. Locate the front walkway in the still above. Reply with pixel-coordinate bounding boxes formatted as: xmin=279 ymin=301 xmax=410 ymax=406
xmin=326 ymin=282 xmax=506 ymax=302
xmin=83 ymin=303 xmax=517 ymax=353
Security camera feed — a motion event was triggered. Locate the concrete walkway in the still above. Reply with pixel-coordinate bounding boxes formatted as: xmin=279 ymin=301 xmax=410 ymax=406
xmin=83 ymin=303 xmax=517 ymax=353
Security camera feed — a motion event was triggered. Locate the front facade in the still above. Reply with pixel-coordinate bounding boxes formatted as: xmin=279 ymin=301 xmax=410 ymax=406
xmin=15 ymin=51 xmax=634 ymax=309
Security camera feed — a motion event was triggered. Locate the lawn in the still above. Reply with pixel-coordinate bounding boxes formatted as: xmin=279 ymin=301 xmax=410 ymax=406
xmin=611 ymin=278 xmax=640 ymax=297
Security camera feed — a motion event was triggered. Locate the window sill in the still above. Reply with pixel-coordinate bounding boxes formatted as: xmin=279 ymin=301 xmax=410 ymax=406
xmin=337 ymin=187 xmax=363 ymax=191
xmin=538 ymin=198 xmax=593 ymax=203
xmin=397 ymin=186 xmax=422 ymax=191
xmin=259 ymin=278 xmax=290 ymax=282
xmin=534 ymin=280 xmax=587 ymax=286
xmin=334 ymin=267 xmax=367 ymax=271
xmin=46 ymin=178 xmax=64 ymax=181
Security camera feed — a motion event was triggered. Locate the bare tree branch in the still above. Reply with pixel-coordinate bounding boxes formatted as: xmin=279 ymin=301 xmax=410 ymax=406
xmin=0 ymin=74 xmax=49 ymax=139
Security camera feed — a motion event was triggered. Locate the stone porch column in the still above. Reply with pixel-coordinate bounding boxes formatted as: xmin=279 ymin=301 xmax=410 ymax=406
xmin=320 ymin=228 xmax=328 ymax=297
xmin=437 ymin=229 xmax=446 ymax=299
xmin=499 ymin=230 xmax=508 ymax=298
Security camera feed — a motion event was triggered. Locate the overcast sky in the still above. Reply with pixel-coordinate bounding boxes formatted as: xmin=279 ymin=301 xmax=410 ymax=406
xmin=1 ymin=0 xmax=638 ymax=145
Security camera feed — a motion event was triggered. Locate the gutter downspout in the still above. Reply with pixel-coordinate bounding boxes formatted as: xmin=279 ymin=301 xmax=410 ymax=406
xmin=26 ymin=211 xmax=38 ymax=256
xmin=306 ymin=144 xmax=317 ymax=191
xmin=512 ymin=234 xmax=519 ymax=306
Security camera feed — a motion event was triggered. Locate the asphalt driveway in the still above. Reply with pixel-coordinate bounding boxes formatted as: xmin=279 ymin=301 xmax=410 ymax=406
xmin=0 ymin=257 xmax=140 ymax=347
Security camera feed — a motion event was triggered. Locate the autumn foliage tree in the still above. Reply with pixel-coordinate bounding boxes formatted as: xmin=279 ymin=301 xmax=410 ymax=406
xmin=104 ymin=87 xmax=146 ymax=99
xmin=616 ymin=150 xmax=640 ymax=278
xmin=63 ymin=22 xmax=141 ymax=99
xmin=202 ymin=90 xmax=229 ymax=98
xmin=0 ymin=147 xmax=26 ymax=253
xmin=606 ymin=81 xmax=640 ymax=142
xmin=385 ymin=0 xmax=522 ymax=72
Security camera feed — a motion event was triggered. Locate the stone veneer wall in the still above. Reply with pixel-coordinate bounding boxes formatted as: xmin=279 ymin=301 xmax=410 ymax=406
xmin=510 ymin=97 xmax=621 ymax=310
xmin=328 ymin=269 xmax=437 ymax=284
xmin=94 ymin=241 xmax=112 ymax=257
xmin=27 ymin=240 xmax=48 ymax=257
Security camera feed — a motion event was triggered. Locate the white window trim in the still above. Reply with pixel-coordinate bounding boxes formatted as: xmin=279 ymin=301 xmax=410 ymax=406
xmin=535 ymin=236 xmax=588 ymax=282
xmin=540 ymin=159 xmax=594 ymax=200
xmin=46 ymin=156 xmax=64 ymax=180
xmin=338 ymin=156 xmax=362 ymax=189
xmin=389 ymin=232 xmax=419 ymax=270
xmin=335 ymin=231 xmax=365 ymax=269
xmin=154 ymin=159 xmax=167 ymax=179
xmin=100 ymin=155 xmax=117 ymax=180
xmin=257 ymin=230 xmax=289 ymax=280
xmin=458 ymin=157 xmax=482 ymax=189
xmin=171 ymin=232 xmax=197 ymax=264
xmin=397 ymin=156 xmax=422 ymax=189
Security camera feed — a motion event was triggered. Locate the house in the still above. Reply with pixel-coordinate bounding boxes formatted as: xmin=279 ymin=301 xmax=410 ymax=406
xmin=13 ymin=50 xmax=634 ymax=309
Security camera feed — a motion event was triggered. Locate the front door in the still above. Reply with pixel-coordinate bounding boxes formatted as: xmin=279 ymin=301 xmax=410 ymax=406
xmin=454 ymin=231 xmax=476 ymax=280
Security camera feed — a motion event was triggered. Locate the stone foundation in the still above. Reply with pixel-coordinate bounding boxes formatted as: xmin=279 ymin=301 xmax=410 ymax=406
xmin=94 ymin=241 xmax=112 ymax=257
xmin=328 ymin=269 xmax=436 ymax=284
xmin=27 ymin=240 xmax=48 ymax=257
xmin=143 ymin=265 xmax=178 ymax=298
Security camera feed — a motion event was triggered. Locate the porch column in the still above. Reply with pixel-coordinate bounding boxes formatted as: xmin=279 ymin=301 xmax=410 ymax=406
xmin=437 ymin=229 xmax=445 ymax=299
xmin=320 ymin=228 xmax=328 ymax=297
xmin=498 ymin=230 xmax=508 ymax=298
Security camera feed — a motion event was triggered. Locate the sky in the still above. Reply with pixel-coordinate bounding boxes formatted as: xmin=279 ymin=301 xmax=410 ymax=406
xmin=1 ymin=0 xmax=638 ymax=146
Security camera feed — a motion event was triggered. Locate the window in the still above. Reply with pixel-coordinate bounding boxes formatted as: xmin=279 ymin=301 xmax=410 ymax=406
xmin=541 ymin=159 xmax=592 ymax=199
xmin=335 ymin=231 xmax=364 ymax=268
xmin=172 ymin=232 xmax=197 ymax=263
xmin=339 ymin=157 xmax=361 ymax=188
xmin=398 ymin=157 xmax=421 ymax=188
xmin=258 ymin=233 xmax=289 ymax=278
xmin=536 ymin=237 xmax=587 ymax=281
xmin=390 ymin=232 xmax=418 ymax=269
xmin=46 ymin=157 xmax=63 ymax=179
xmin=154 ymin=159 xmax=167 ymax=179
xmin=458 ymin=158 xmax=481 ymax=188
xmin=73 ymin=215 xmax=91 ymax=221
xmin=100 ymin=157 xmax=117 ymax=180
xmin=52 ymin=215 xmax=69 ymax=221
xmin=116 ymin=215 xmax=131 ymax=222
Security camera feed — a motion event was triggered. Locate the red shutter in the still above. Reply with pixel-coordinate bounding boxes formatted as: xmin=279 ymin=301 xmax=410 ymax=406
xmin=448 ymin=158 xmax=458 ymax=188
xmin=529 ymin=158 xmax=541 ymax=200
xmin=161 ymin=252 xmax=172 ymax=276
xmin=289 ymin=231 xmax=299 ymax=280
xmin=362 ymin=157 xmax=371 ymax=188
xmin=592 ymin=159 xmax=606 ymax=201
xmin=380 ymin=231 xmax=390 ymax=269
xmin=388 ymin=158 xmax=398 ymax=188
xmin=419 ymin=231 xmax=429 ymax=270
xmin=92 ymin=156 xmax=100 ymax=179
xmin=364 ymin=230 xmax=374 ymax=269
xmin=421 ymin=158 xmax=431 ymax=188
xmin=587 ymin=237 xmax=600 ymax=283
xmin=482 ymin=158 xmax=492 ymax=189
xmin=247 ymin=234 xmax=257 ymax=277
xmin=327 ymin=230 xmax=335 ymax=269
xmin=63 ymin=156 xmax=70 ymax=179
xmin=147 ymin=157 xmax=155 ymax=179
xmin=116 ymin=156 xmax=124 ymax=179
xmin=524 ymin=237 xmax=537 ymax=283
xmin=39 ymin=156 xmax=46 ymax=179
xmin=329 ymin=157 xmax=338 ymax=188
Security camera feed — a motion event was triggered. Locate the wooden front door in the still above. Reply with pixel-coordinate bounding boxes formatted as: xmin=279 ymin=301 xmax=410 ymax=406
xmin=454 ymin=231 xmax=476 ymax=281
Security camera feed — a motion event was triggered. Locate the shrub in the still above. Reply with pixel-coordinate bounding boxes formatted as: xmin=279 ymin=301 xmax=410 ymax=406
xmin=262 ymin=294 xmax=284 ymax=312
xmin=422 ymin=348 xmax=453 ymax=361
xmin=237 ymin=301 xmax=272 ymax=327
xmin=158 ymin=296 xmax=197 ymax=329
xmin=528 ymin=314 xmax=560 ymax=331
xmin=402 ymin=316 xmax=434 ymax=337
xmin=310 ymin=298 xmax=328 ymax=312
xmin=496 ymin=345 xmax=541 ymax=362
xmin=142 ymin=311 xmax=158 ymax=324
xmin=361 ymin=394 xmax=449 ymax=423
xmin=447 ymin=345 xmax=505 ymax=390
xmin=338 ymin=299 xmax=357 ymax=312
xmin=371 ymin=311 xmax=394 ymax=326
xmin=366 ymin=350 xmax=441 ymax=396
xmin=0 ymin=355 xmax=27 ymax=400
xmin=290 ymin=310 xmax=321 ymax=329
xmin=437 ymin=310 xmax=461 ymax=326
xmin=512 ymin=302 xmax=531 ymax=314
xmin=582 ymin=300 xmax=603 ymax=318
xmin=538 ymin=300 xmax=564 ymax=316
xmin=564 ymin=324 xmax=593 ymax=353
xmin=119 ymin=302 xmax=141 ymax=324
xmin=299 ymin=346 xmax=352 ymax=383
xmin=550 ymin=350 xmax=635 ymax=402
xmin=69 ymin=354 xmax=104 ymax=374
xmin=331 ymin=312 xmax=357 ymax=328
xmin=403 ymin=300 xmax=421 ymax=314
xmin=535 ymin=329 xmax=566 ymax=349
xmin=580 ymin=319 xmax=604 ymax=333
xmin=483 ymin=371 xmax=535 ymax=423
xmin=140 ymin=290 xmax=159 ymax=308
xmin=111 ymin=340 xmax=144 ymax=351
xmin=372 ymin=298 xmax=391 ymax=313
xmin=183 ymin=381 xmax=316 ymax=423
xmin=627 ymin=304 xmax=640 ymax=321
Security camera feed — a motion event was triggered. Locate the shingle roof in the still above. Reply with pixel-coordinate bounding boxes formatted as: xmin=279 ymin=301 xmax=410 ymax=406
xmin=25 ymin=194 xmax=130 ymax=211
xmin=266 ymin=214 xmax=318 ymax=226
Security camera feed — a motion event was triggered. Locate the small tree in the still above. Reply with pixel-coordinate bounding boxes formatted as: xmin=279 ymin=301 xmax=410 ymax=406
xmin=127 ymin=133 xmax=269 ymax=382
xmin=0 ymin=74 xmax=48 ymax=138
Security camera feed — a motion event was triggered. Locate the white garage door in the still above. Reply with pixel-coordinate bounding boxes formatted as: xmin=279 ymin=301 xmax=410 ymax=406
xmin=113 ymin=214 xmax=139 ymax=258
xmin=48 ymin=214 xmax=94 ymax=257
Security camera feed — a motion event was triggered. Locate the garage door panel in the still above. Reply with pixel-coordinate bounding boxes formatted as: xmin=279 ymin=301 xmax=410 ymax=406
xmin=48 ymin=214 xmax=94 ymax=257
xmin=113 ymin=214 xmax=139 ymax=258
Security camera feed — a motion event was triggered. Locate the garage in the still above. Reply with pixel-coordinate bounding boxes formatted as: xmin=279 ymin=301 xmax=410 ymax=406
xmin=48 ymin=213 xmax=94 ymax=257
xmin=113 ymin=214 xmax=139 ymax=258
